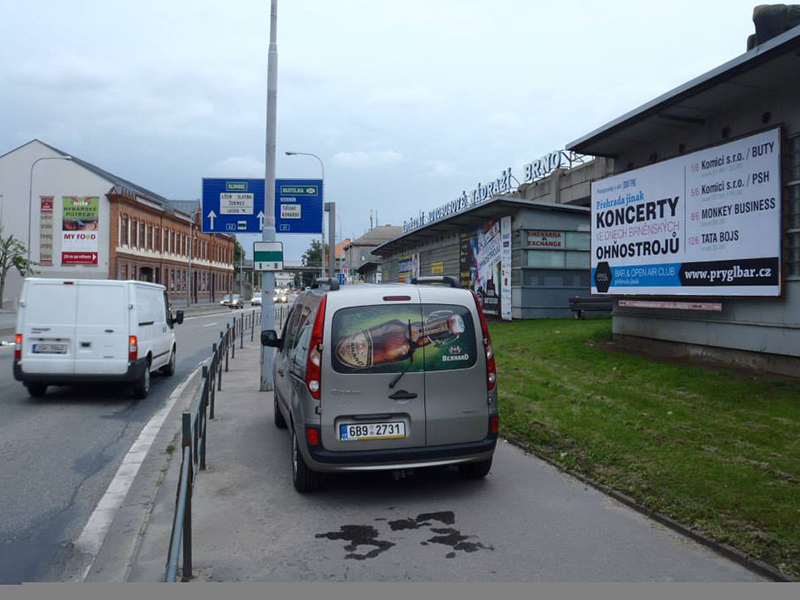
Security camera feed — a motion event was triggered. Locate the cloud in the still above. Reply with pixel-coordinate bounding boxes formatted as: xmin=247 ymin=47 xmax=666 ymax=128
xmin=365 ymin=86 xmax=443 ymax=107
xmin=424 ymin=160 xmax=460 ymax=178
xmin=488 ymin=111 xmax=523 ymax=129
xmin=332 ymin=150 xmax=404 ymax=169
xmin=207 ymin=156 xmax=265 ymax=177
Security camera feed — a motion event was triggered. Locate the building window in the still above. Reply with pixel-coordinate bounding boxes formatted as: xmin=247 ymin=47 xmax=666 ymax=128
xmin=120 ymin=215 xmax=128 ymax=246
xmin=788 ymin=135 xmax=800 ymax=278
xmin=121 ymin=264 xmax=128 ymax=280
xmin=155 ymin=226 xmax=160 ymax=252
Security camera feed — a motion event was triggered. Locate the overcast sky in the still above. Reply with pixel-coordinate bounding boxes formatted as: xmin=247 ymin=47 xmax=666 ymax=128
xmin=0 ymin=0 xmax=762 ymax=260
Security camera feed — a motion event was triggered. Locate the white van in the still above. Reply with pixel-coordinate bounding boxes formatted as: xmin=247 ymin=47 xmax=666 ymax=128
xmin=13 ymin=278 xmax=184 ymax=399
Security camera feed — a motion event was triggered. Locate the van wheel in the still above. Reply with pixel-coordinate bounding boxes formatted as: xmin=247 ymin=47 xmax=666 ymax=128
xmin=274 ymin=396 xmax=287 ymax=429
xmin=292 ymin=430 xmax=320 ymax=493
xmin=458 ymin=457 xmax=493 ymax=479
xmin=160 ymin=348 xmax=176 ymax=376
xmin=132 ymin=364 xmax=151 ymax=399
xmin=26 ymin=383 xmax=48 ymax=398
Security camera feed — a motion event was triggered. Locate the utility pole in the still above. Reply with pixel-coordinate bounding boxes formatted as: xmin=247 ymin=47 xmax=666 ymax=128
xmin=260 ymin=0 xmax=278 ymax=392
xmin=325 ymin=202 xmax=335 ymax=281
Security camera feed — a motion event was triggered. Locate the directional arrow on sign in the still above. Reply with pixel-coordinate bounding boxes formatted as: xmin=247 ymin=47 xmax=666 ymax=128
xmin=208 ymin=210 xmax=217 ymax=229
xmin=257 ymin=211 xmax=265 ymax=230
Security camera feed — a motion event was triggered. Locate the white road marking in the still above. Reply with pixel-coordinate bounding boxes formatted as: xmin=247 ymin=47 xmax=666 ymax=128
xmin=203 ymin=322 xmax=218 ymax=327
xmin=74 ymin=362 xmax=204 ymax=581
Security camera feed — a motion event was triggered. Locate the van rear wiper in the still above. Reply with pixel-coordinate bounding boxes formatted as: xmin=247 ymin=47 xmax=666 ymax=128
xmin=389 ymin=320 xmax=414 ymax=389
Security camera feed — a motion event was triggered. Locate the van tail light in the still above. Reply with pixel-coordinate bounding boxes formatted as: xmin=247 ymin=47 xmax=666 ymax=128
xmin=14 ymin=334 xmax=23 ymax=360
xmin=128 ymin=336 xmax=138 ymax=361
xmin=472 ymin=292 xmax=497 ymax=391
xmin=306 ymin=294 xmax=328 ymax=400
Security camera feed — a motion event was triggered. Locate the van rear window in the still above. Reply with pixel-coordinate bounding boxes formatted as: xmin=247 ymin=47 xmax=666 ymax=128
xmin=331 ymin=304 xmax=477 ymax=374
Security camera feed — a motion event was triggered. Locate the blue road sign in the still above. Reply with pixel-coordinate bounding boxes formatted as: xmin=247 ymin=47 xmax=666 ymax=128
xmin=202 ymin=178 xmax=266 ymax=233
xmin=337 ymin=272 xmax=345 ymax=286
xmin=275 ymin=178 xmax=323 ymax=234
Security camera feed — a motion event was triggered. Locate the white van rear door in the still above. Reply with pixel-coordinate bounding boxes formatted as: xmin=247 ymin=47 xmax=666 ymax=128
xmin=74 ymin=281 xmax=129 ymax=375
xmin=21 ymin=280 xmax=78 ymax=375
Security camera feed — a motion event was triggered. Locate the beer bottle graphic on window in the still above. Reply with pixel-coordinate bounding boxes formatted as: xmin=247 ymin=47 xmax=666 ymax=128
xmin=335 ymin=312 xmax=465 ymax=370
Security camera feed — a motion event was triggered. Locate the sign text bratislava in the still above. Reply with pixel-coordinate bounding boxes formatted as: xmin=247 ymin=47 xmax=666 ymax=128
xmin=591 ymin=128 xmax=781 ymax=296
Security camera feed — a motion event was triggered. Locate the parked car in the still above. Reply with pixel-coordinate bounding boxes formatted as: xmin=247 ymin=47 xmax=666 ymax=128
xmin=251 ymin=293 xmax=262 ymax=307
xmin=261 ymin=276 xmax=498 ymax=492
xmin=13 ymin=278 xmax=183 ymax=399
xmin=220 ymin=294 xmax=244 ymax=309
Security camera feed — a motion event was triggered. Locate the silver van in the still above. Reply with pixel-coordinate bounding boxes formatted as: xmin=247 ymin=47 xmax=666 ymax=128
xmin=261 ymin=276 xmax=499 ymax=492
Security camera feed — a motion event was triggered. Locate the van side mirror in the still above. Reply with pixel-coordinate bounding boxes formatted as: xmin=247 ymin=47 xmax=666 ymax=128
xmin=261 ymin=329 xmax=281 ymax=348
xmin=175 ymin=310 xmax=184 ymax=325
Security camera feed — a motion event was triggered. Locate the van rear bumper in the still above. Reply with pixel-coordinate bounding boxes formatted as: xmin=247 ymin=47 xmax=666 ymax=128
xmin=13 ymin=358 xmax=149 ymax=385
xmin=304 ymin=434 xmax=497 ymax=472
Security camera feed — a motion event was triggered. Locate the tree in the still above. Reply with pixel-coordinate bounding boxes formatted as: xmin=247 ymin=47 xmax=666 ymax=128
xmin=0 ymin=228 xmax=30 ymax=309
xmin=301 ymin=239 xmax=323 ymax=287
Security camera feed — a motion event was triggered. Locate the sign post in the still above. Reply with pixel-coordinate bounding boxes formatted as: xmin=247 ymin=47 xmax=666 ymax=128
xmin=253 ymin=241 xmax=284 ymax=271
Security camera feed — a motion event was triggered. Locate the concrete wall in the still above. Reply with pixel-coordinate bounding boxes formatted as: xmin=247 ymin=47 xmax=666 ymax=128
xmin=608 ymin=88 xmax=800 ymax=366
xmin=515 ymin=157 xmax=614 ymax=207
xmin=0 ymin=141 xmax=114 ymax=308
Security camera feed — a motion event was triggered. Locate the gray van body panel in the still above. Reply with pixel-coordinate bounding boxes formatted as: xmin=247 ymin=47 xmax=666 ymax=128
xmin=273 ymin=283 xmax=497 ymax=473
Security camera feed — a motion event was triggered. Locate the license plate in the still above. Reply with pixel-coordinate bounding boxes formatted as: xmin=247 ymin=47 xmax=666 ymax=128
xmin=339 ymin=421 xmax=406 ymax=441
xmin=32 ymin=343 xmax=67 ymax=354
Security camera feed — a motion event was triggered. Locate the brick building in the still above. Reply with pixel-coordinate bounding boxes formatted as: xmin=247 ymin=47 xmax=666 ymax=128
xmin=0 ymin=139 xmax=234 ymax=307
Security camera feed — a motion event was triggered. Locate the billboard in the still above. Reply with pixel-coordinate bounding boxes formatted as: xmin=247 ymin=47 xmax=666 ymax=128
xmin=39 ymin=197 xmax=54 ymax=266
xmin=591 ymin=128 xmax=781 ymax=296
xmin=61 ymin=196 xmax=99 ymax=266
xmin=397 ymin=253 xmax=419 ymax=283
xmin=460 ymin=218 xmax=512 ymax=319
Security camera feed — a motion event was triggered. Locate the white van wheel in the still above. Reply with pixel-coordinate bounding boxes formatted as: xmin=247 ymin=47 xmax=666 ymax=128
xmin=132 ymin=364 xmax=151 ymax=399
xmin=26 ymin=383 xmax=48 ymax=398
xmin=160 ymin=348 xmax=177 ymax=376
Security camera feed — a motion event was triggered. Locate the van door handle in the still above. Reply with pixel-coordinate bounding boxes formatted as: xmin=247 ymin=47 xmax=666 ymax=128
xmin=388 ymin=390 xmax=417 ymax=400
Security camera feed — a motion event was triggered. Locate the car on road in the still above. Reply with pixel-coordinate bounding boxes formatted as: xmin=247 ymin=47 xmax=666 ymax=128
xmin=251 ymin=293 xmax=262 ymax=307
xmin=220 ymin=294 xmax=244 ymax=309
xmin=275 ymin=290 xmax=288 ymax=303
xmin=261 ymin=276 xmax=498 ymax=492
xmin=13 ymin=278 xmax=183 ymax=399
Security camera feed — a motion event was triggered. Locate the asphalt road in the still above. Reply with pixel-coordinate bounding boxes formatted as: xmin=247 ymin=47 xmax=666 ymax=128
xmin=0 ymin=306 xmax=266 ymax=584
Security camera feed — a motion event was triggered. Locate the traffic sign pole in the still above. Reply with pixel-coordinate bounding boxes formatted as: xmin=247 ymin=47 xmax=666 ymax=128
xmin=260 ymin=0 xmax=279 ymax=392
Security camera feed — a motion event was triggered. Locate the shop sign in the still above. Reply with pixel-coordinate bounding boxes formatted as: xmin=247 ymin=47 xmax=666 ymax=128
xmin=39 ymin=197 xmax=54 ymax=266
xmin=403 ymin=167 xmax=516 ymax=234
xmin=527 ymin=230 xmax=564 ymax=249
xmin=61 ymin=196 xmax=99 ymax=266
xmin=430 ymin=261 xmax=444 ymax=274
xmin=591 ymin=128 xmax=781 ymax=296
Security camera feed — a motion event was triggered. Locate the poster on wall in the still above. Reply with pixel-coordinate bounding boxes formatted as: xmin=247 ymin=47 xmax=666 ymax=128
xmin=500 ymin=216 xmax=512 ymax=320
xmin=591 ymin=128 xmax=781 ymax=296
xmin=61 ymin=196 xmax=99 ymax=265
xmin=397 ymin=253 xmax=420 ymax=283
xmin=459 ymin=219 xmax=511 ymax=318
xmin=39 ymin=197 xmax=54 ymax=266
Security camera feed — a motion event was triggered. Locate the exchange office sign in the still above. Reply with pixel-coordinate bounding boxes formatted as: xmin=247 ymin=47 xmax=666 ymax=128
xmin=591 ymin=128 xmax=781 ymax=296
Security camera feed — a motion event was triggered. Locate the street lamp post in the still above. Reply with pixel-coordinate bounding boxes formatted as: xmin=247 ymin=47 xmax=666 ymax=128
xmin=285 ymin=151 xmax=326 ymax=279
xmin=28 ymin=156 xmax=72 ymax=274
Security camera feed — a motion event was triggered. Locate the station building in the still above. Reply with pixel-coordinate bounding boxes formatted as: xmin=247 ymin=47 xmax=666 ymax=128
xmin=373 ymin=154 xmax=614 ymax=319
xmin=566 ymin=11 xmax=800 ymax=376
xmin=0 ymin=140 xmax=235 ymax=307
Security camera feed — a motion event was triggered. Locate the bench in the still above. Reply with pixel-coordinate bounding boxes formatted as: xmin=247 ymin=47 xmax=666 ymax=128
xmin=568 ymin=296 xmax=613 ymax=319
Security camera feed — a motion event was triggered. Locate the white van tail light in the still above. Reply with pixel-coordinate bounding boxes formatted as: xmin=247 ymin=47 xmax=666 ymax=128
xmin=471 ymin=292 xmax=497 ymax=391
xmin=306 ymin=294 xmax=328 ymax=400
xmin=128 ymin=336 xmax=138 ymax=361
xmin=14 ymin=334 xmax=22 ymax=360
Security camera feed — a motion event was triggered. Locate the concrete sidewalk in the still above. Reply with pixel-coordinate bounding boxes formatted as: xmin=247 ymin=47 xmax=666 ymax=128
xmin=113 ymin=337 xmax=762 ymax=582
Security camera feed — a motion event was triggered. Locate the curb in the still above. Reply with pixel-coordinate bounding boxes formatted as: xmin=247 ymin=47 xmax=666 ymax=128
xmin=81 ymin=364 xmax=207 ymax=582
xmin=503 ymin=436 xmax=794 ymax=583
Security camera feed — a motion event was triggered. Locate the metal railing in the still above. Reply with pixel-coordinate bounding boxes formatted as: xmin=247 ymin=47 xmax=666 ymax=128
xmin=165 ymin=308 xmax=264 ymax=582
